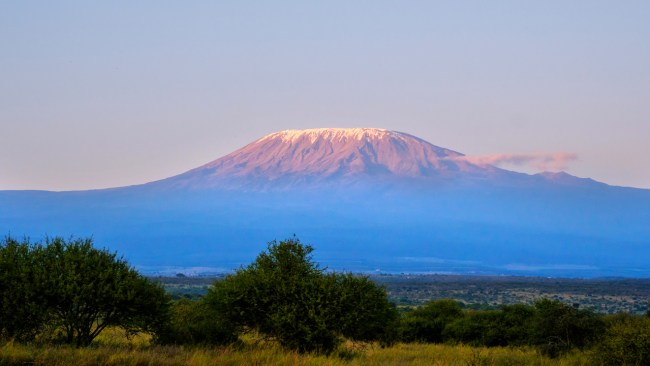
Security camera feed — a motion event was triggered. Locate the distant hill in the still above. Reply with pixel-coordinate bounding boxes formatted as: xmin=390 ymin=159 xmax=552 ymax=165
xmin=2 ymin=128 xmax=649 ymax=277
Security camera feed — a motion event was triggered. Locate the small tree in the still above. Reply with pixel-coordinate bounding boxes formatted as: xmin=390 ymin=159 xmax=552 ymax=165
xmin=2 ymin=236 xmax=170 ymax=346
xmin=530 ymin=298 xmax=604 ymax=357
xmin=0 ymin=237 xmax=47 ymax=341
xmin=206 ymin=238 xmax=396 ymax=353
xmin=38 ymin=237 xmax=170 ymax=346
xmin=208 ymin=238 xmax=339 ymax=353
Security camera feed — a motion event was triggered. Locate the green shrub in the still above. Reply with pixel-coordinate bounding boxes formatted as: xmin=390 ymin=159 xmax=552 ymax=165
xmin=530 ymin=298 xmax=604 ymax=357
xmin=594 ymin=315 xmax=650 ymax=365
xmin=205 ymin=237 xmax=396 ymax=354
xmin=499 ymin=303 xmax=536 ymax=346
xmin=444 ymin=310 xmax=505 ymax=346
xmin=442 ymin=304 xmax=536 ymax=348
xmin=0 ymin=237 xmax=47 ymax=342
xmin=330 ymin=273 xmax=398 ymax=346
xmin=399 ymin=299 xmax=464 ymax=343
xmin=157 ymin=299 xmax=236 ymax=345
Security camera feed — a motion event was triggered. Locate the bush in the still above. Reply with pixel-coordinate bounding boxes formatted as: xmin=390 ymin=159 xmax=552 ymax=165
xmin=530 ymin=298 xmax=604 ymax=357
xmin=157 ymin=299 xmax=237 ymax=345
xmin=399 ymin=299 xmax=464 ymax=343
xmin=594 ymin=315 xmax=650 ymax=365
xmin=443 ymin=304 xmax=535 ymax=347
xmin=498 ymin=303 xmax=536 ymax=346
xmin=332 ymin=273 xmax=398 ymax=346
xmin=206 ymin=237 xmax=396 ymax=354
xmin=444 ymin=310 xmax=504 ymax=346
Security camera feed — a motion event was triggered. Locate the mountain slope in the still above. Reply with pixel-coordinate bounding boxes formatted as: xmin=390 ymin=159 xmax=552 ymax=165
xmin=1 ymin=128 xmax=648 ymax=277
xmin=154 ymin=128 xmax=512 ymax=190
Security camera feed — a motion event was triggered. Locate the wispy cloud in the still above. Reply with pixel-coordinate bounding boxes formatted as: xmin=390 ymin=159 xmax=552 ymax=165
xmin=454 ymin=152 xmax=578 ymax=171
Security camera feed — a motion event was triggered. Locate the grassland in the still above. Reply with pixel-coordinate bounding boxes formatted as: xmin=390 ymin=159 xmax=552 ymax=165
xmin=0 ymin=279 xmax=625 ymax=366
xmin=0 ymin=340 xmax=593 ymax=366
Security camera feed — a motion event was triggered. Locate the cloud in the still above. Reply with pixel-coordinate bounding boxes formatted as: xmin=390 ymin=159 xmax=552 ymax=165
xmin=456 ymin=152 xmax=578 ymax=171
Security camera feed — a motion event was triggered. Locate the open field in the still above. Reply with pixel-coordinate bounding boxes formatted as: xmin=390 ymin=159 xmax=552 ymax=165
xmin=153 ymin=274 xmax=650 ymax=314
xmin=0 ymin=340 xmax=592 ymax=366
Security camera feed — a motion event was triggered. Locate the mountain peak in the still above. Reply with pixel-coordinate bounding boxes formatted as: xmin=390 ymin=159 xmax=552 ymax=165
xmin=158 ymin=128 xmax=499 ymax=190
xmin=259 ymin=128 xmax=395 ymax=144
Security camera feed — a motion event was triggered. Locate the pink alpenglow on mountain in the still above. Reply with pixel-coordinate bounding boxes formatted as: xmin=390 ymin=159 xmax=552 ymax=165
xmin=2 ymin=128 xmax=649 ymax=277
xmin=161 ymin=128 xmax=500 ymax=190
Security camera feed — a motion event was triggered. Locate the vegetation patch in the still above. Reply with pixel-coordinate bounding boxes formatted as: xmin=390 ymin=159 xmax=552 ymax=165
xmin=3 ymin=235 xmax=650 ymax=364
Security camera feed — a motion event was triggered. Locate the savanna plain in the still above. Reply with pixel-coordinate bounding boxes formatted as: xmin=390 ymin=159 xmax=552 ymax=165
xmin=2 ymin=237 xmax=649 ymax=366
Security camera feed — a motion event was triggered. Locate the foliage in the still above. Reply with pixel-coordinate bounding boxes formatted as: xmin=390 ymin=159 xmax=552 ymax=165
xmin=399 ymin=299 xmax=464 ymax=343
xmin=498 ymin=303 xmax=536 ymax=346
xmin=38 ymin=237 xmax=171 ymax=346
xmin=443 ymin=304 xmax=535 ymax=347
xmin=593 ymin=315 xmax=650 ymax=365
xmin=0 ymin=237 xmax=47 ymax=341
xmin=443 ymin=309 xmax=505 ymax=346
xmin=157 ymin=299 xmax=237 ymax=345
xmin=530 ymin=298 xmax=604 ymax=357
xmin=206 ymin=237 xmax=396 ymax=354
xmin=5 ymin=233 xmax=641 ymax=360
xmin=331 ymin=273 xmax=398 ymax=345
xmin=207 ymin=238 xmax=339 ymax=353
xmin=397 ymin=298 xmax=603 ymax=356
xmin=0 ymin=236 xmax=170 ymax=346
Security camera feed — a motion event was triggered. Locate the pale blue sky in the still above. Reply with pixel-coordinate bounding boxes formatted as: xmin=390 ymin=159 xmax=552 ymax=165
xmin=1 ymin=1 xmax=649 ymax=190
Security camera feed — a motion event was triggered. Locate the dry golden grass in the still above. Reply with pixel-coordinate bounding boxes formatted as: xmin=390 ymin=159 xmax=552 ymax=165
xmin=0 ymin=328 xmax=597 ymax=366
xmin=0 ymin=341 xmax=595 ymax=366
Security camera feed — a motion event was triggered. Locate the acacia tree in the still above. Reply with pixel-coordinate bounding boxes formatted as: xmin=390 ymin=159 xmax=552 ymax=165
xmin=206 ymin=238 xmax=396 ymax=353
xmin=208 ymin=238 xmax=338 ymax=352
xmin=38 ymin=237 xmax=170 ymax=346
xmin=1 ymin=236 xmax=171 ymax=346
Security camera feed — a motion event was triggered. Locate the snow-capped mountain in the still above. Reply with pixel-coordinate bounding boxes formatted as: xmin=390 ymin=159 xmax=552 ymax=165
xmin=154 ymin=128 xmax=547 ymax=190
xmin=1 ymin=128 xmax=648 ymax=277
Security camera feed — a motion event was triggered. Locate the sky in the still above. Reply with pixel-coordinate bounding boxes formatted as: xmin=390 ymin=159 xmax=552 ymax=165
xmin=1 ymin=1 xmax=649 ymax=191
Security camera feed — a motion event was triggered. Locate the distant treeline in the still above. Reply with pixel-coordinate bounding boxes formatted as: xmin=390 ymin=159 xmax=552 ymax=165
xmin=2 ymin=236 xmax=649 ymax=365
xmin=375 ymin=274 xmax=650 ymax=314
xmin=156 ymin=273 xmax=650 ymax=315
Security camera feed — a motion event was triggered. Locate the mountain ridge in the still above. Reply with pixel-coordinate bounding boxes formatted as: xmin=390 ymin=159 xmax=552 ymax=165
xmin=151 ymin=128 xmax=589 ymax=191
xmin=0 ymin=128 xmax=621 ymax=192
xmin=1 ymin=128 xmax=648 ymax=277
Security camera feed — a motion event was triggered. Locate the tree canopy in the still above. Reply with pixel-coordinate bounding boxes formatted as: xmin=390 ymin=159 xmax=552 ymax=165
xmin=0 ymin=236 xmax=170 ymax=346
xmin=0 ymin=237 xmax=47 ymax=341
xmin=205 ymin=237 xmax=396 ymax=353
